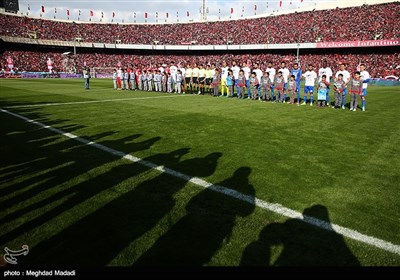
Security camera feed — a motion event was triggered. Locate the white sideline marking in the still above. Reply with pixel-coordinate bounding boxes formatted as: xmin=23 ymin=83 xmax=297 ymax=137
xmin=1 ymin=107 xmax=400 ymax=256
xmin=4 ymin=95 xmax=189 ymax=108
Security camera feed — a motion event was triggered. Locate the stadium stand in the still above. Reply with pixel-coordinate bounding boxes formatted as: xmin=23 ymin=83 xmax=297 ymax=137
xmin=1 ymin=47 xmax=399 ymax=78
xmin=0 ymin=2 xmax=398 ymax=77
xmin=0 ymin=2 xmax=399 ymax=45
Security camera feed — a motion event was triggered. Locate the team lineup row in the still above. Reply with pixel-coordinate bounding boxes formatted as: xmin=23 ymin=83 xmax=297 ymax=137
xmin=109 ymin=61 xmax=370 ymax=111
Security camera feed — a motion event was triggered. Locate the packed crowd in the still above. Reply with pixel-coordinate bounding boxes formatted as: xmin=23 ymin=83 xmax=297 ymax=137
xmin=2 ymin=50 xmax=399 ymax=78
xmin=1 ymin=2 xmax=399 ymax=44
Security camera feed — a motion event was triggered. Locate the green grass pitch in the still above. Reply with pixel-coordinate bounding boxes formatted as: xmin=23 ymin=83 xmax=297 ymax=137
xmin=0 ymin=78 xmax=399 ymax=266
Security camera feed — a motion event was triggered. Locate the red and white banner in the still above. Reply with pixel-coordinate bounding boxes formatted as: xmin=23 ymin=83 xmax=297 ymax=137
xmin=317 ymin=39 xmax=400 ymax=49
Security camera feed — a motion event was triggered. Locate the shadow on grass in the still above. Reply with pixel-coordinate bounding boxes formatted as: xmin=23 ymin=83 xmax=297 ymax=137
xmin=133 ymin=166 xmax=255 ymax=266
xmin=2 ymin=105 xmax=254 ymax=266
xmin=0 ymin=108 xmax=92 ymax=200
xmin=22 ymin=150 xmax=222 ymax=265
xmin=0 ymin=130 xmax=120 ymax=200
xmin=0 ymin=136 xmax=162 ymax=245
xmin=240 ymin=204 xmax=360 ymax=266
xmin=0 ymin=108 xmax=161 ymax=245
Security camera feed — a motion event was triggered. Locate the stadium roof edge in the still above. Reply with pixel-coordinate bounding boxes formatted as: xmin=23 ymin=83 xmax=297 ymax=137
xmin=0 ymin=0 xmax=398 ymax=25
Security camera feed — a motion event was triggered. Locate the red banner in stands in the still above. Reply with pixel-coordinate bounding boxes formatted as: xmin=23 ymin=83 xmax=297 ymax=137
xmin=316 ymin=39 xmax=400 ymax=48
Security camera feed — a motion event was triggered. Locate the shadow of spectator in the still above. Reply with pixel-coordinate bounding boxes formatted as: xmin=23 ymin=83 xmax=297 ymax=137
xmin=0 ymin=135 xmax=161 ymax=245
xmin=240 ymin=204 xmax=360 ymax=266
xmin=134 ymin=166 xmax=255 ymax=266
xmin=0 ymin=130 xmax=120 ymax=200
xmin=23 ymin=150 xmax=222 ymax=265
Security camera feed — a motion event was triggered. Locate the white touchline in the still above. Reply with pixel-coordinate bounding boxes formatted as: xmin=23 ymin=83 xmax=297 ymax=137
xmin=4 ymin=95 xmax=191 ymax=109
xmin=1 ymin=107 xmax=400 ymax=256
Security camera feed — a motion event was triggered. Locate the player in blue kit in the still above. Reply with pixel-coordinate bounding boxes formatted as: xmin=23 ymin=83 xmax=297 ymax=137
xmin=290 ymin=63 xmax=302 ymax=105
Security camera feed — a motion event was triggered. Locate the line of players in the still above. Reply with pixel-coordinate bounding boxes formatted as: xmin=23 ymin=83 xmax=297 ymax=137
xmin=112 ymin=60 xmax=370 ymax=111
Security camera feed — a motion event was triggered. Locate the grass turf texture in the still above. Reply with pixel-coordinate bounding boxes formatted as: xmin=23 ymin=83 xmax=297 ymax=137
xmin=0 ymin=78 xmax=399 ymax=266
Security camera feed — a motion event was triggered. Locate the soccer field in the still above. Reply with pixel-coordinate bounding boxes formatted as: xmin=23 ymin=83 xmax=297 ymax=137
xmin=1 ymin=79 xmax=399 ymax=266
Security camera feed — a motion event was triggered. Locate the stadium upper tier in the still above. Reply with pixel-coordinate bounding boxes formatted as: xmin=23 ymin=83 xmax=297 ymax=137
xmin=1 ymin=2 xmax=399 ymax=45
